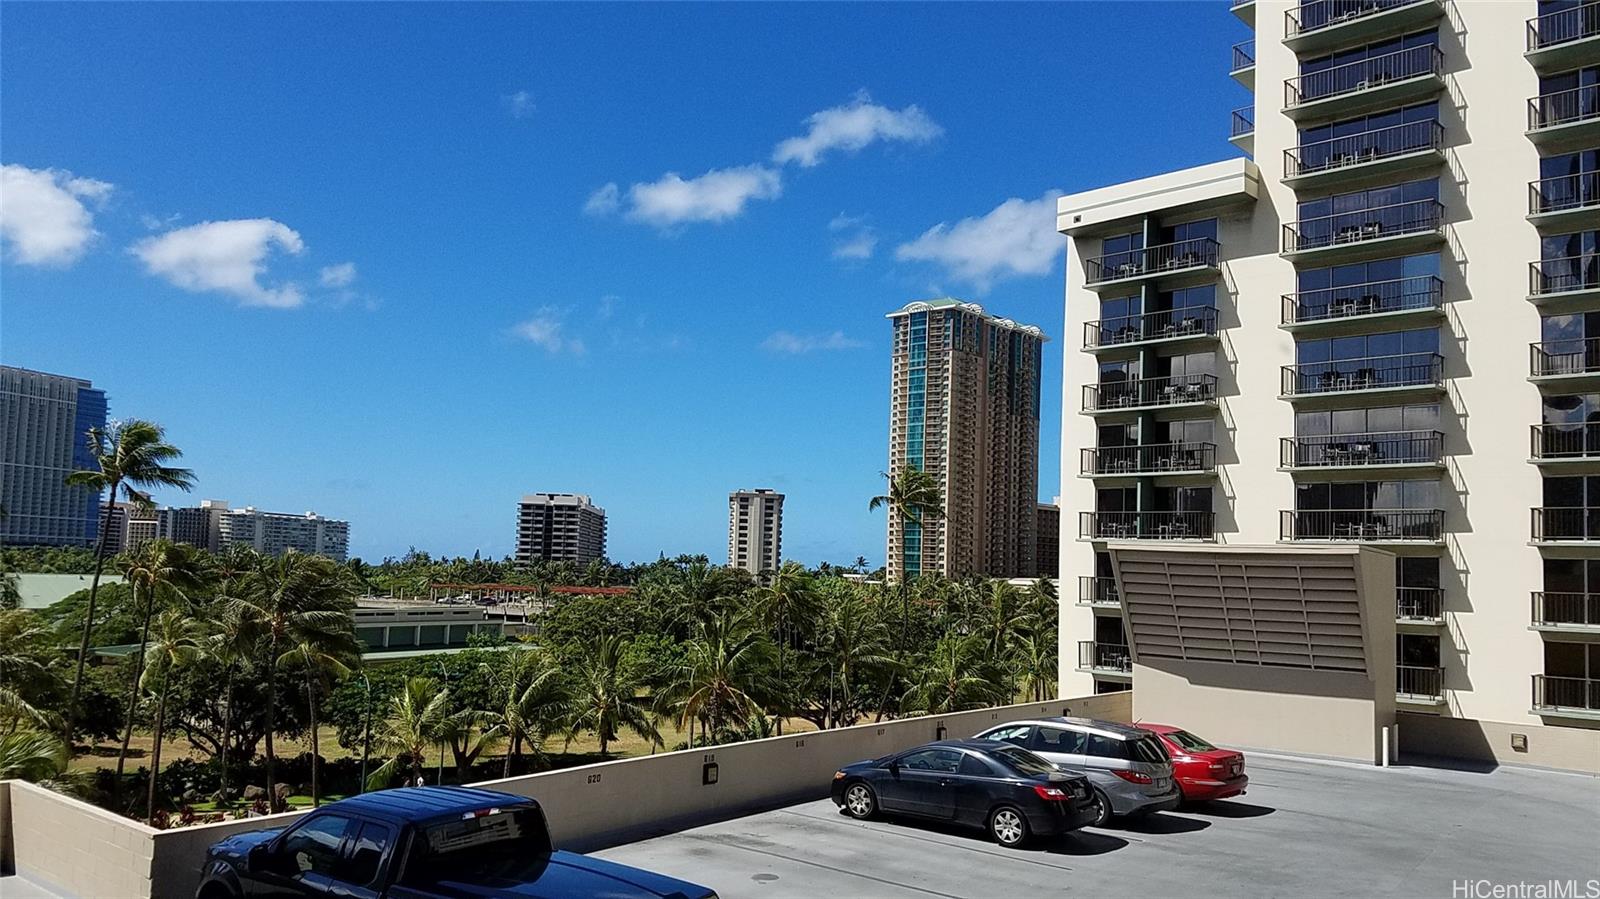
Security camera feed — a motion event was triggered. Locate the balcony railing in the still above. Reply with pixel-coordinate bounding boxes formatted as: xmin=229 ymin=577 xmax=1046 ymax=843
xmin=1529 ymin=83 xmax=1600 ymax=132
xmin=1282 ymin=199 xmax=1444 ymax=253
xmin=1084 ymin=237 xmax=1221 ymax=286
xmin=1531 ymin=591 xmax=1600 ymax=628
xmin=1529 ymin=255 xmax=1600 ymax=297
xmin=1396 ymin=587 xmax=1443 ymax=622
xmin=1528 ymin=3 xmax=1600 ymax=52
xmin=1232 ymin=105 xmax=1255 ymax=138
xmin=1084 ymin=307 xmax=1218 ymax=349
xmin=1082 ymin=442 xmax=1217 ymax=476
xmin=1281 ymin=275 xmax=1443 ymax=326
xmin=1532 ymin=422 xmax=1600 ymax=460
xmin=1530 ymin=337 xmax=1600 ymax=378
xmin=1284 ymin=121 xmax=1444 ymax=179
xmin=1530 ymin=172 xmax=1600 ymax=217
xmin=1078 ymin=641 xmax=1133 ymax=674
xmin=1078 ymin=576 xmax=1120 ymax=607
xmin=1280 ymin=352 xmax=1444 ymax=397
xmin=1397 ymin=664 xmax=1444 ymax=700
xmin=1280 ymin=509 xmax=1444 ymax=541
xmin=1232 ymin=40 xmax=1255 ymax=72
xmin=1532 ymin=506 xmax=1600 ymax=541
xmin=1532 ymin=675 xmax=1600 ymax=713
xmin=1080 ymin=511 xmax=1215 ymax=541
xmin=1280 ymin=430 xmax=1443 ymax=469
xmin=1082 ymin=373 xmax=1218 ymax=412
xmin=1286 ymin=0 xmax=1432 ymax=39
xmin=1284 ymin=45 xmax=1444 ymax=109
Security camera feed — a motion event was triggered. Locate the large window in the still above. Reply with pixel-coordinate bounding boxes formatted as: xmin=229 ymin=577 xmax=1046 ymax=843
xmin=1156 ymin=218 xmax=1217 ymax=245
xmin=1296 ymin=102 xmax=1440 ymax=172
xmin=1297 ymin=30 xmax=1439 ymax=102
xmin=1153 ymin=351 xmax=1216 ymax=379
xmin=1295 ymin=403 xmax=1440 ymax=436
xmin=1537 ymin=149 xmax=1600 ymax=213
xmin=1294 ymin=252 xmax=1441 ymax=319
xmin=1293 ymin=328 xmax=1440 ymax=394
xmin=1296 ymin=480 xmax=1438 ymax=512
xmin=1151 ymin=486 xmax=1212 ymax=514
xmin=1293 ymin=178 xmax=1440 ymax=249
xmin=1098 ymin=231 xmax=1144 ymax=271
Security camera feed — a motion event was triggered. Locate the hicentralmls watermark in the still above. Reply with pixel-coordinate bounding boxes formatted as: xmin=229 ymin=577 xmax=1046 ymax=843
xmin=1452 ymin=881 xmax=1600 ymax=899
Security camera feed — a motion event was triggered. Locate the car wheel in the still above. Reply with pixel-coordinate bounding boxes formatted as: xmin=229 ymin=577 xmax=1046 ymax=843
xmin=988 ymin=805 xmax=1030 ymax=848
xmin=842 ymin=782 xmax=877 ymax=820
xmin=1088 ymin=788 xmax=1113 ymax=827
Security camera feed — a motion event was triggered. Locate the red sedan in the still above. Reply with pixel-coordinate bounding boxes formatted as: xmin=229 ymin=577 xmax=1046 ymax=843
xmin=1140 ymin=723 xmax=1248 ymax=802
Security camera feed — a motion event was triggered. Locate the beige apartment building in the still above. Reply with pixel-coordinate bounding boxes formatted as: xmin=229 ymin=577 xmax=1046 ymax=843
xmin=886 ymin=299 xmax=1047 ymax=580
xmin=1058 ymin=0 xmax=1600 ymax=727
xmin=728 ymin=488 xmax=784 ymax=576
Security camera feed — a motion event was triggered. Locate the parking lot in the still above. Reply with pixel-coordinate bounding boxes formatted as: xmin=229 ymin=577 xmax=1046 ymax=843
xmin=598 ymin=753 xmax=1600 ymax=898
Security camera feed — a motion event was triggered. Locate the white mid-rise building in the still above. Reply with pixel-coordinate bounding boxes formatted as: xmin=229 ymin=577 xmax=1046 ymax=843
xmin=216 ymin=505 xmax=350 ymax=561
xmin=728 ymin=489 xmax=784 ymax=576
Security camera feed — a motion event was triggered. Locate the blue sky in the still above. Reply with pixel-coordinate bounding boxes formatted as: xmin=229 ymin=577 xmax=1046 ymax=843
xmin=0 ymin=2 xmax=1246 ymax=565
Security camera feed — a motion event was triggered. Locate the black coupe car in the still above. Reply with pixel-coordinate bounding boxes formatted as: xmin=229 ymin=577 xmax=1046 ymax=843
xmin=829 ymin=738 xmax=1097 ymax=847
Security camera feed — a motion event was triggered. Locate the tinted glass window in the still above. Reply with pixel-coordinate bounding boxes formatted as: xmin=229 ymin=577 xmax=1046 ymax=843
xmin=898 ymin=749 xmax=962 ymax=773
xmin=1164 ymin=730 xmax=1217 ymax=753
xmin=1033 ymin=726 xmax=1086 ymax=754
xmin=1132 ymin=736 xmax=1172 ymax=764
xmin=280 ymin=814 xmax=351 ymax=878
xmin=343 ymin=822 xmax=391 ymax=887
xmin=958 ymin=754 xmax=995 ymax=777
xmin=990 ymin=746 xmax=1058 ymax=777
xmin=982 ymin=725 xmax=1032 ymax=746
xmin=399 ymin=808 xmax=553 ymax=887
xmin=1086 ymin=734 xmax=1128 ymax=759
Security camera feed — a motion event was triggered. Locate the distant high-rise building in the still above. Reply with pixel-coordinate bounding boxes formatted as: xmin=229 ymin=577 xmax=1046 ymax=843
xmin=215 ymin=505 xmax=350 ymax=561
xmin=155 ymin=499 xmax=230 ymax=552
xmin=1035 ymin=502 xmax=1060 ymax=580
xmin=885 ymin=299 xmax=1047 ymax=580
xmin=0 ymin=366 xmax=107 ymax=547
xmin=728 ymin=489 xmax=784 ymax=575
xmin=104 ymin=502 xmax=157 ymax=555
xmin=515 ymin=493 xmax=606 ymax=564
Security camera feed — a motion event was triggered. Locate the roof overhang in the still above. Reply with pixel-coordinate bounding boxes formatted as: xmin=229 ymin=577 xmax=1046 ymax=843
xmin=1057 ymin=158 xmax=1261 ymax=238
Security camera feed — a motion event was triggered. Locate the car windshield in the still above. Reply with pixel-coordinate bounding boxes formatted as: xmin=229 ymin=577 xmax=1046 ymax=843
xmin=989 ymin=745 xmax=1058 ymax=777
xmin=1131 ymin=735 xmax=1170 ymax=764
xmin=1164 ymin=729 xmax=1217 ymax=753
xmin=398 ymin=807 xmax=554 ymax=886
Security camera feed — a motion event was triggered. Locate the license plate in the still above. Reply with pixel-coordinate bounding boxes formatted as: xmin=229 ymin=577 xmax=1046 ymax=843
xmin=1154 ymin=778 xmax=1171 ymax=791
xmin=1231 ymin=763 xmax=1242 ymax=775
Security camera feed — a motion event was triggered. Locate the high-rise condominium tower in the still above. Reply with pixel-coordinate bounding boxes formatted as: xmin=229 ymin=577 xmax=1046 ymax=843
xmin=728 ymin=489 xmax=784 ymax=575
xmin=515 ymin=493 xmax=607 ymax=564
xmin=885 ymin=299 xmax=1047 ymax=581
xmin=0 ymin=366 xmax=107 ymax=547
xmin=1057 ymin=0 xmax=1600 ymax=726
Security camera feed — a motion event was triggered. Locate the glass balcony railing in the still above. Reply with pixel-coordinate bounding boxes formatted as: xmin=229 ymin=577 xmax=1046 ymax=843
xmin=1287 ymin=0 xmax=1433 ymax=39
xmin=1284 ymin=121 xmax=1443 ymax=179
xmin=1084 ymin=237 xmax=1221 ymax=286
xmin=1080 ymin=511 xmax=1215 ymax=541
xmin=1530 ymin=172 xmax=1600 ymax=217
xmin=1282 ymin=199 xmax=1444 ymax=253
xmin=1532 ymin=674 xmax=1600 ymax=713
xmin=1396 ymin=587 xmax=1443 ymax=622
xmin=1531 ymin=422 xmax=1600 ymax=460
xmin=1281 ymin=275 xmax=1443 ymax=325
xmin=1284 ymin=45 xmax=1443 ymax=108
xmin=1081 ymin=442 xmax=1217 ymax=476
xmin=1527 ymin=3 xmax=1600 ymax=52
xmin=1078 ymin=641 xmax=1133 ymax=674
xmin=1530 ymin=337 xmax=1600 ymax=378
xmin=1529 ymin=255 xmax=1600 ymax=296
xmin=1078 ymin=576 xmax=1120 ymax=607
xmin=1279 ymin=430 xmax=1443 ymax=469
xmin=1082 ymin=373 xmax=1218 ymax=412
xmin=1084 ymin=307 xmax=1218 ymax=349
xmin=1232 ymin=40 xmax=1256 ymax=72
xmin=1529 ymin=83 xmax=1600 ymax=132
xmin=1280 ymin=352 xmax=1444 ymax=397
xmin=1280 ymin=509 xmax=1444 ymax=541
xmin=1531 ymin=591 xmax=1600 ymax=628
xmin=1397 ymin=664 xmax=1444 ymax=701
xmin=1232 ymin=105 xmax=1255 ymax=139
xmin=1532 ymin=506 xmax=1600 ymax=541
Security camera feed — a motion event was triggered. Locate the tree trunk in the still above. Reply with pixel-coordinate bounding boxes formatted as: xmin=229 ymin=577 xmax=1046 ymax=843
xmin=67 ymin=480 xmax=119 ymax=744
xmin=146 ymin=678 xmax=170 ymax=825
xmin=115 ymin=581 xmax=158 ymax=795
xmin=503 ymin=732 xmax=517 ymax=779
xmin=306 ymin=669 xmax=320 ymax=807
xmin=264 ymin=637 xmax=279 ymax=811
xmin=775 ymin=627 xmax=786 ymax=737
xmin=219 ymin=668 xmax=235 ymax=805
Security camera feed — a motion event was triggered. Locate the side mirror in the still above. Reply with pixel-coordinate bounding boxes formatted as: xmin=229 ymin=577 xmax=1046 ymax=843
xmin=246 ymin=842 xmax=273 ymax=874
xmin=887 ymin=761 xmax=900 ymax=775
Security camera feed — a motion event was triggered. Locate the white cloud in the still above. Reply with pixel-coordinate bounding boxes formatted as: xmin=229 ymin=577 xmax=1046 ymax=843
xmin=828 ymin=212 xmax=877 ymax=260
xmin=318 ymin=262 xmax=357 ymax=288
xmin=773 ymin=91 xmax=942 ymax=168
xmin=503 ymin=90 xmax=535 ymax=119
xmin=624 ymin=165 xmax=782 ymax=227
xmin=597 ymin=294 xmax=618 ymax=319
xmin=584 ymin=183 xmax=621 ymax=217
xmin=131 ymin=218 xmax=306 ymax=308
xmin=0 ymin=164 xmax=113 ymax=267
xmin=895 ymin=191 xmax=1064 ymax=290
xmin=762 ymin=330 xmax=866 ymax=354
xmin=511 ymin=307 xmax=585 ymax=354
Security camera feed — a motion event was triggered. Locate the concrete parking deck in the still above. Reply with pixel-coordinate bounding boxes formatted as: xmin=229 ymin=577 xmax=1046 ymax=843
xmin=597 ymin=753 xmax=1600 ymax=898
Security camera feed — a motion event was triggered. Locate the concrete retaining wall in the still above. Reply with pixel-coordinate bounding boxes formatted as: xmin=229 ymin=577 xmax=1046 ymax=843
xmin=1398 ymin=711 xmax=1600 ymax=774
xmin=7 ymin=780 xmax=156 ymax=898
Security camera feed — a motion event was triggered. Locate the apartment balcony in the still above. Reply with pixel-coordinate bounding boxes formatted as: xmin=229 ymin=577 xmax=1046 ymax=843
xmin=1397 ymin=664 xmax=1446 ymax=704
xmin=1531 ymin=592 xmax=1600 ymax=635
xmin=1531 ymin=423 xmax=1600 ymax=470
xmin=1280 ymin=275 xmax=1443 ymax=332
xmin=1527 ymin=84 xmax=1600 ymax=147
xmin=1284 ymin=0 xmax=1445 ymax=55
xmin=1279 ymin=430 xmax=1444 ymax=473
xmin=1531 ymin=506 xmax=1600 ymax=545
xmin=1280 ymin=509 xmax=1444 ymax=544
xmin=1083 ymin=307 xmax=1218 ymax=353
xmin=1526 ymin=4 xmax=1600 ymax=73
xmin=1528 ymin=256 xmax=1600 ymax=308
xmin=1231 ymin=40 xmax=1255 ymax=90
xmin=1282 ymin=121 xmax=1445 ymax=190
xmin=1529 ymin=172 xmax=1600 ymax=231
xmin=1231 ymin=0 xmax=1255 ymax=27
xmin=1080 ymin=511 xmax=1215 ymax=541
xmin=1530 ymin=337 xmax=1600 ymax=390
xmin=1283 ymin=45 xmax=1445 ymax=123
xmin=1279 ymin=353 xmax=1445 ymax=404
xmin=1396 ymin=587 xmax=1444 ymax=625
xmin=1532 ymin=675 xmax=1600 ymax=719
xmin=1083 ymin=237 xmax=1221 ymax=291
xmin=1230 ymin=106 xmax=1255 ymax=154
xmin=1080 ymin=442 xmax=1218 ymax=478
xmin=1281 ymin=199 xmax=1444 ymax=262
xmin=1077 ymin=576 xmax=1121 ymax=609
xmin=1077 ymin=641 xmax=1133 ymax=679
xmin=1082 ymin=374 xmax=1218 ymax=416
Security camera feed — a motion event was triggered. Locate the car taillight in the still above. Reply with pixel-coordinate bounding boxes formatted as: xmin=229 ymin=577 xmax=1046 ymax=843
xmin=1111 ymin=770 xmax=1153 ymax=785
xmin=1208 ymin=762 xmax=1226 ymax=772
xmin=1173 ymin=755 xmax=1195 ymax=764
xmin=1033 ymin=785 xmax=1068 ymax=801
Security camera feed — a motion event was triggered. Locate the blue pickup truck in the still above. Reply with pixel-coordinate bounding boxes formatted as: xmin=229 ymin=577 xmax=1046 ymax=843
xmin=194 ymin=786 xmax=717 ymax=899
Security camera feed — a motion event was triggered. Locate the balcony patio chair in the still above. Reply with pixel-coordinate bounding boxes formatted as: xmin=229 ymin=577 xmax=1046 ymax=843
xmin=1348 ymin=442 xmax=1377 ymax=464
xmin=1115 ymin=262 xmax=1142 ymax=279
xmin=1352 ymin=367 xmax=1378 ymax=389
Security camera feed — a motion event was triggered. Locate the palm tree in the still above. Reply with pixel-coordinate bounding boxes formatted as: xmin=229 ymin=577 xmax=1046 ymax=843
xmin=366 ymin=676 xmax=452 ymax=791
xmin=979 ymin=580 xmax=1020 ymax=661
xmin=566 ymin=634 xmax=660 ymax=758
xmin=0 ymin=728 xmax=68 ymax=781
xmin=1013 ymin=579 xmax=1058 ymax=702
xmin=482 ymin=647 xmax=570 ymax=778
xmin=228 ymin=550 xmax=356 ymax=809
xmin=658 ymin=609 xmax=771 ymax=745
xmin=62 ymin=420 xmax=195 ymax=742
xmin=817 ymin=587 xmax=896 ymax=728
xmin=206 ymin=596 xmax=259 ymax=806
xmin=113 ymin=540 xmax=204 ymax=789
xmin=0 ymin=610 xmax=59 ymax=733
xmin=286 ymin=626 xmax=362 ymax=806
xmin=867 ymin=467 xmax=944 ymax=582
xmin=756 ymin=563 xmax=820 ymax=733
xmin=900 ymin=633 xmax=1010 ymax=716
xmin=141 ymin=609 xmax=204 ymax=823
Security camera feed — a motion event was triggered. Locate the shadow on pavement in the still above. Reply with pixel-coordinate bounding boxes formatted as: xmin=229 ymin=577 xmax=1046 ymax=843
xmin=1183 ymin=800 xmax=1276 ymax=819
xmin=1110 ymin=812 xmax=1212 ymax=835
xmin=1047 ymin=830 xmax=1130 ymax=855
